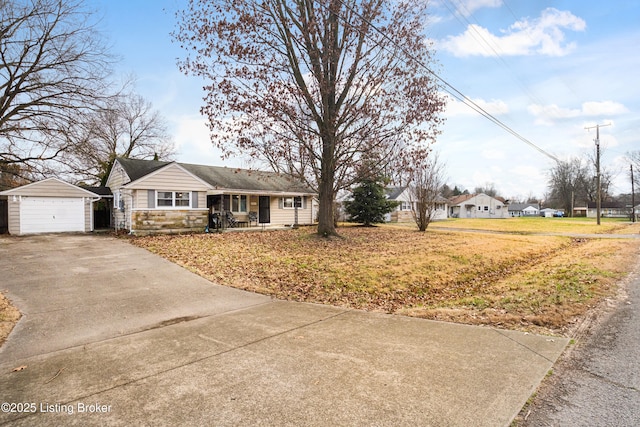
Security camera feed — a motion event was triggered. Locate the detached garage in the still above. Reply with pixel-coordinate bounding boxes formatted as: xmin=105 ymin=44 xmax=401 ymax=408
xmin=0 ymin=178 xmax=100 ymax=235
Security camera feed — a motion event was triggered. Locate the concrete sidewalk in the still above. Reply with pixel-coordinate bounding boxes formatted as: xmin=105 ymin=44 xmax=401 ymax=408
xmin=0 ymin=235 xmax=569 ymax=426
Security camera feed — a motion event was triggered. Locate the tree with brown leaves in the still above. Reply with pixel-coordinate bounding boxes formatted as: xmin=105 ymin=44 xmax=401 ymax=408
xmin=174 ymin=0 xmax=445 ymax=236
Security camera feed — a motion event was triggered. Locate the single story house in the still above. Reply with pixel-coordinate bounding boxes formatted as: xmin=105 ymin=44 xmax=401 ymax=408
xmin=0 ymin=178 xmax=101 ymax=235
xmin=586 ymin=202 xmax=630 ymax=218
xmin=384 ymin=187 xmax=448 ymax=222
xmin=508 ymin=203 xmax=540 ymax=217
xmin=448 ymin=193 xmax=509 ymax=219
xmin=107 ymin=157 xmax=317 ymax=234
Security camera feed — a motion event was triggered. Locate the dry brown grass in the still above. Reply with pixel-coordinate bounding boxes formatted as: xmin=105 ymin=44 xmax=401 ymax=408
xmin=0 ymin=292 xmax=20 ymax=346
xmin=132 ymin=224 xmax=640 ymax=336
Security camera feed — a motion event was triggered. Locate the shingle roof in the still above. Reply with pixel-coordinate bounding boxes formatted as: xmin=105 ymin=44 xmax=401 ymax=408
xmin=385 ymin=187 xmax=407 ymax=200
xmin=448 ymin=193 xmax=475 ymax=206
xmin=116 ymin=157 xmax=315 ymax=194
xmin=181 ymin=163 xmax=314 ymax=194
xmin=80 ymin=186 xmax=113 ymax=197
xmin=117 ymin=158 xmax=170 ymax=182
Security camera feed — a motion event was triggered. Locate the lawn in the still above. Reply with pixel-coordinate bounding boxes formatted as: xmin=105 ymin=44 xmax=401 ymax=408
xmin=425 ymin=216 xmax=635 ymax=234
xmin=132 ymin=220 xmax=640 ymax=336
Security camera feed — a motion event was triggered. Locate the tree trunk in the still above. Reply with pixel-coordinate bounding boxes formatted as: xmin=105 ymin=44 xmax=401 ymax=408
xmin=317 ymin=180 xmax=336 ymax=237
xmin=317 ymin=136 xmax=338 ymax=237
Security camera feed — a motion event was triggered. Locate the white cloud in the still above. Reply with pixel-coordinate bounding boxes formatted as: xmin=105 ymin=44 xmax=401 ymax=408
xmin=581 ymin=101 xmax=629 ymax=116
xmin=528 ymin=101 xmax=628 ymax=125
xmin=445 ymin=94 xmax=509 ymax=116
xmin=455 ymin=0 xmax=502 ymax=16
xmin=440 ymin=8 xmax=586 ymax=57
xmin=171 ymin=115 xmax=235 ymax=167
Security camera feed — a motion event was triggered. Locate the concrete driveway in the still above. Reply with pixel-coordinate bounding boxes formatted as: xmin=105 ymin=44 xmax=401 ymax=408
xmin=0 ymin=234 xmax=568 ymax=426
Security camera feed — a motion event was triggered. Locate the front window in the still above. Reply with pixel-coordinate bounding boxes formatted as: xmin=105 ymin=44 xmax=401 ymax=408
xmin=157 ymin=191 xmax=190 ymax=208
xmin=231 ymin=195 xmax=247 ymax=212
xmin=225 ymin=194 xmax=247 ymax=212
xmin=282 ymin=196 xmax=302 ymax=209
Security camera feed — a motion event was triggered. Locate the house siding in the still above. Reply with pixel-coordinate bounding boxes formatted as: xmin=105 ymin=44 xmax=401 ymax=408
xmin=106 ymin=162 xmax=130 ymax=230
xmin=450 ymin=194 xmax=508 ymax=219
xmin=386 ymin=188 xmax=448 ymax=223
xmin=5 ymin=180 xmax=93 ymax=198
xmin=270 ymin=196 xmax=314 ymax=225
xmin=8 ymin=198 xmax=20 ymax=235
xmin=84 ymin=199 xmax=93 ymax=232
xmin=126 ymin=164 xmax=210 ymax=192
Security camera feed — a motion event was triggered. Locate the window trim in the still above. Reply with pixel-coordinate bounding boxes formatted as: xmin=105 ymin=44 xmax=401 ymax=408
xmin=225 ymin=194 xmax=247 ymax=213
xmin=156 ymin=190 xmax=192 ymax=209
xmin=282 ymin=196 xmax=303 ymax=209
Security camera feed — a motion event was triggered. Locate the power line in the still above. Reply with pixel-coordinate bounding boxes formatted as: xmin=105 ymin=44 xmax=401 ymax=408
xmin=322 ymin=0 xmax=559 ymax=163
xmin=443 ymin=0 xmax=546 ymax=107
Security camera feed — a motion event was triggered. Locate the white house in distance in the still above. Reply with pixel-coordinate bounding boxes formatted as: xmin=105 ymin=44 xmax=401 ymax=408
xmin=508 ymin=203 xmax=540 ymax=217
xmin=448 ymin=193 xmax=509 ymax=219
xmin=385 ymin=187 xmax=448 ymax=222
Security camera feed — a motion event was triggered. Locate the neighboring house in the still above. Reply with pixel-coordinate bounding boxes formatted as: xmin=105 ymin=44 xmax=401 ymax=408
xmin=384 ymin=187 xmax=448 ymax=222
xmin=107 ymin=158 xmax=317 ymax=234
xmin=448 ymin=193 xmax=509 ymax=219
xmin=508 ymin=203 xmax=539 ymax=217
xmin=586 ymin=202 xmax=629 ymax=218
xmin=0 ymin=178 xmax=101 ymax=235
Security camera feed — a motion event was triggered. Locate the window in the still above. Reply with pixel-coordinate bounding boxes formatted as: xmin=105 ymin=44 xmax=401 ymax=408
xmin=175 ymin=192 xmax=190 ymax=207
xmin=221 ymin=195 xmax=247 ymax=212
xmin=114 ymin=191 xmax=123 ymax=211
xmin=231 ymin=195 xmax=247 ymax=212
xmin=484 ymin=206 xmax=489 ymax=211
xmin=401 ymin=201 xmax=412 ymax=211
xmin=157 ymin=191 xmax=191 ymax=208
xmin=282 ymin=196 xmax=303 ymax=209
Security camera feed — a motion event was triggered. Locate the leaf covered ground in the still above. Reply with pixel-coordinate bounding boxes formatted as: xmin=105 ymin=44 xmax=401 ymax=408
xmin=131 ymin=221 xmax=640 ymax=336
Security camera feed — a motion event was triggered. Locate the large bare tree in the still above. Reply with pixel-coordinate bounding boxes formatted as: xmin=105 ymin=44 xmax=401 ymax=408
xmin=174 ymin=0 xmax=446 ymax=236
xmin=63 ymin=89 xmax=176 ymax=185
xmin=0 ymin=0 xmax=112 ymax=179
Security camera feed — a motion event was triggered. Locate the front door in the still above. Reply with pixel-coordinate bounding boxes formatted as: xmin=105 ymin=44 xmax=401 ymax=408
xmin=258 ymin=196 xmax=270 ymax=224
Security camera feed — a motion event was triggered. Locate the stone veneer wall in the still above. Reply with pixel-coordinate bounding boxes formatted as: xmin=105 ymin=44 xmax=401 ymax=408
xmin=132 ymin=210 xmax=208 ymax=235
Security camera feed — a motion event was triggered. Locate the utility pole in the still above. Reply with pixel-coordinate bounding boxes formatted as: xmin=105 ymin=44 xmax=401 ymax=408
xmin=632 ymin=164 xmax=636 ymax=223
xmin=585 ymin=123 xmax=611 ymax=225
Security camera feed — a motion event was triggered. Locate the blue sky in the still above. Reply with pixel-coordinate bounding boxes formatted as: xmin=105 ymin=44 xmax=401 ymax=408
xmin=91 ymin=0 xmax=639 ymax=200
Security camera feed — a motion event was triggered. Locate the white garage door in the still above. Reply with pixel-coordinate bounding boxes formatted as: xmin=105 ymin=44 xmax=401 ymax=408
xmin=20 ymin=197 xmax=85 ymax=234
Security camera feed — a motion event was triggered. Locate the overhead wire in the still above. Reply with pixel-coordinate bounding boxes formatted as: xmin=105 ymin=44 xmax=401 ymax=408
xmin=443 ymin=0 xmax=546 ymax=106
xmin=316 ymin=0 xmax=560 ymax=163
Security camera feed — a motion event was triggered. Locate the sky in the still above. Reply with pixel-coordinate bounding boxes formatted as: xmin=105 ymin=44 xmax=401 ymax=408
xmin=90 ymin=0 xmax=639 ymax=201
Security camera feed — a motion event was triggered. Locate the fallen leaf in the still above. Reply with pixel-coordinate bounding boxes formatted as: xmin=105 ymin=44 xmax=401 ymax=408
xmin=12 ymin=365 xmax=27 ymax=372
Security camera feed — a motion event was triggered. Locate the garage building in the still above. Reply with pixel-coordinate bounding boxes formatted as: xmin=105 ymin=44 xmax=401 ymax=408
xmin=0 ymin=178 xmax=100 ymax=235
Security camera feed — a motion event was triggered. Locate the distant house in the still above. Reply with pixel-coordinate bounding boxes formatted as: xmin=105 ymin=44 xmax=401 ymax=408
xmin=508 ymin=203 xmax=540 ymax=217
xmin=384 ymin=187 xmax=448 ymax=222
xmin=448 ymin=193 xmax=509 ymax=219
xmin=586 ymin=202 xmax=630 ymax=218
xmin=106 ymin=158 xmax=317 ymax=234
